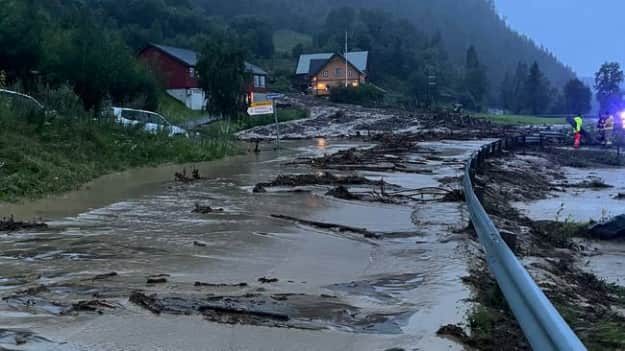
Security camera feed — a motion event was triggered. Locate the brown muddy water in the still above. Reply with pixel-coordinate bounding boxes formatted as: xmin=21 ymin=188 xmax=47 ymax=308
xmin=0 ymin=139 xmax=489 ymax=351
xmin=513 ymin=166 xmax=625 ymax=288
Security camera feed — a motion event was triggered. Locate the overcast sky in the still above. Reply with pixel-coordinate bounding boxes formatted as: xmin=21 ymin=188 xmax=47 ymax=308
xmin=495 ymin=0 xmax=625 ymax=78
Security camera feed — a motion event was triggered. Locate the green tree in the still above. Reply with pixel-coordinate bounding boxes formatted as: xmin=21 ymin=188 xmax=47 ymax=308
xmin=197 ymin=33 xmax=248 ymax=119
xmin=0 ymin=0 xmax=45 ymax=83
xmin=563 ymin=78 xmax=592 ymax=114
xmin=594 ymin=62 xmax=623 ymax=113
xmin=464 ymin=45 xmax=488 ymax=111
xmin=230 ymin=16 xmax=274 ymax=59
xmin=523 ymin=62 xmax=551 ymax=115
xmin=43 ymin=17 xmax=157 ymax=112
xmin=510 ymin=62 xmax=529 ymax=113
xmin=499 ymin=72 xmax=513 ymax=110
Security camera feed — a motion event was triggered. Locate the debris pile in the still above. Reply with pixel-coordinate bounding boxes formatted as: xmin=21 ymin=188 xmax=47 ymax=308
xmin=175 ymin=168 xmax=203 ymax=182
xmin=0 ymin=216 xmax=47 ymax=232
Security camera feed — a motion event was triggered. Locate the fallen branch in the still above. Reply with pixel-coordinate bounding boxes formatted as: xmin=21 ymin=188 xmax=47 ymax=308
xmin=270 ymin=214 xmax=382 ymax=239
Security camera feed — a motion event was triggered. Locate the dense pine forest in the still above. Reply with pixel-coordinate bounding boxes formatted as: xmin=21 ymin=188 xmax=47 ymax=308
xmin=1 ymin=0 xmax=581 ymax=113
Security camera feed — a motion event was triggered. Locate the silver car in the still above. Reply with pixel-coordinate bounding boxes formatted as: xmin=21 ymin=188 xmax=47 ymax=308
xmin=112 ymin=107 xmax=189 ymax=137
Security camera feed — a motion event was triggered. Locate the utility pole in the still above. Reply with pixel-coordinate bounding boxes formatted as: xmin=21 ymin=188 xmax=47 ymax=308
xmin=345 ymin=31 xmax=348 ymax=87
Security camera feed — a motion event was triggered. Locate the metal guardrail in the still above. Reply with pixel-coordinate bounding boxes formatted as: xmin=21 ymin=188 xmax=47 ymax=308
xmin=463 ymin=136 xmax=587 ymax=351
xmin=0 ymin=89 xmax=44 ymax=110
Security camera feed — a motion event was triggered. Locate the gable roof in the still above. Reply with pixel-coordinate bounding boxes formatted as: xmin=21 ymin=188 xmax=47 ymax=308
xmin=296 ymin=51 xmax=368 ymax=75
xmin=244 ymin=62 xmax=268 ymax=76
xmin=143 ymin=44 xmax=268 ymax=75
xmin=309 ymin=53 xmax=364 ymax=77
xmin=149 ymin=44 xmax=198 ymax=66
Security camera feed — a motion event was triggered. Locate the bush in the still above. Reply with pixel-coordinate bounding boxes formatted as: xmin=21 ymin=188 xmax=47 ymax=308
xmin=329 ymin=84 xmax=385 ymax=106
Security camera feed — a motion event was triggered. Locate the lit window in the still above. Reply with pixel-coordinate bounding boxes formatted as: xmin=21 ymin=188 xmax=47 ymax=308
xmin=189 ymin=67 xmax=195 ymax=78
xmin=260 ymin=76 xmax=266 ymax=88
xmin=254 ymin=75 xmax=261 ymax=88
xmin=322 ymin=71 xmax=328 ymax=78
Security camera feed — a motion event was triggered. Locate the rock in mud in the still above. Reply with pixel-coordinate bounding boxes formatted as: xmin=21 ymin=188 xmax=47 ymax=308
xmin=258 ymin=277 xmax=279 ymax=284
xmin=589 ymin=215 xmax=625 ymax=240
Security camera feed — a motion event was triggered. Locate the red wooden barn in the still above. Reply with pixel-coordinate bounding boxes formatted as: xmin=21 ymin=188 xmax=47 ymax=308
xmin=138 ymin=43 xmax=268 ymax=110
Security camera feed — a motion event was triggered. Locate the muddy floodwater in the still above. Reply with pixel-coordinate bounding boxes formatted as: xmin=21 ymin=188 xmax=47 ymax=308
xmin=0 ymin=139 xmax=489 ymax=351
xmin=513 ymin=166 xmax=625 ymax=288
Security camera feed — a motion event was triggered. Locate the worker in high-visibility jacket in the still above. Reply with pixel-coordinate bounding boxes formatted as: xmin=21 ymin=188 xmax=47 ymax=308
xmin=572 ymin=114 xmax=583 ymax=149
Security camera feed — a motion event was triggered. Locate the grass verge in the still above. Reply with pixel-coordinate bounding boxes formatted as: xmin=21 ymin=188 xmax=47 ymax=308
xmin=476 ymin=113 xmax=566 ymax=126
xmin=157 ymin=93 xmax=204 ymax=124
xmin=0 ymin=105 xmax=237 ymax=202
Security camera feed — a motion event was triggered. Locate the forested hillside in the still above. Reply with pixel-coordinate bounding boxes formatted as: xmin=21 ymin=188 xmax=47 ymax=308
xmin=194 ymin=0 xmax=575 ymax=87
xmin=0 ymin=0 xmax=577 ymax=112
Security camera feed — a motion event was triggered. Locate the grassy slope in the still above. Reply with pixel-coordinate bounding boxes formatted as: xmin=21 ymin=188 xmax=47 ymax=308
xmin=476 ymin=113 xmax=567 ymax=126
xmin=157 ymin=93 xmax=205 ymax=124
xmin=0 ymin=108 xmax=235 ymax=202
xmin=273 ymin=30 xmax=313 ymax=53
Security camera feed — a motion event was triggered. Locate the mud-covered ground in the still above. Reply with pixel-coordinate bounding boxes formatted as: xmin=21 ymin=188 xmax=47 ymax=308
xmin=458 ymin=147 xmax=625 ymax=351
xmin=238 ymin=95 xmax=502 ymax=141
xmin=0 ymin=134 xmax=495 ymax=351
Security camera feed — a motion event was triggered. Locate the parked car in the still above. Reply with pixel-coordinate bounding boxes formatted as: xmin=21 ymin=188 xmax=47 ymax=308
xmin=111 ymin=107 xmax=188 ymax=137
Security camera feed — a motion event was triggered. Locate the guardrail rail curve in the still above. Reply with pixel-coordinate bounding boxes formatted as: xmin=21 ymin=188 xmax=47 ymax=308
xmin=463 ymin=137 xmax=587 ymax=351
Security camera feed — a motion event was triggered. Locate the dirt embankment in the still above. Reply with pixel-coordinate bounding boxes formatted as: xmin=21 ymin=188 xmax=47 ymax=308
xmin=458 ymin=147 xmax=625 ymax=351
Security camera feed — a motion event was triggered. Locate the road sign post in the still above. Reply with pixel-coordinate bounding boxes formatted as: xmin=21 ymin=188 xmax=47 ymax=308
xmin=267 ymin=94 xmax=284 ymax=150
xmin=247 ymin=93 xmax=284 ymax=150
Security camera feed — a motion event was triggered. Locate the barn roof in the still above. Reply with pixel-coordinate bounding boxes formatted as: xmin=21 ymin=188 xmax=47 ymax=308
xmin=145 ymin=44 xmax=268 ymax=75
xmin=296 ymin=51 xmax=368 ymax=75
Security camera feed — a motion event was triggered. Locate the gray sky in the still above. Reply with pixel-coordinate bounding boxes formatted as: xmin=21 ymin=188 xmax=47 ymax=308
xmin=495 ymin=0 xmax=625 ymax=77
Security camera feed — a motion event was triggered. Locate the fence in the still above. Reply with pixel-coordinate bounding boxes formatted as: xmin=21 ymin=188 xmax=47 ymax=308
xmin=463 ymin=134 xmax=587 ymax=351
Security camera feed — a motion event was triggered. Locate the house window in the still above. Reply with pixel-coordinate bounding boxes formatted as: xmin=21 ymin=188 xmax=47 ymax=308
xmin=254 ymin=75 xmax=261 ymax=88
xmin=336 ymin=68 xmax=343 ymax=77
xmin=260 ymin=75 xmax=266 ymax=88
xmin=322 ymin=71 xmax=328 ymax=78
xmin=188 ymin=67 xmax=195 ymax=78
xmin=253 ymin=75 xmax=266 ymax=88
xmin=348 ymin=70 xmax=353 ymax=78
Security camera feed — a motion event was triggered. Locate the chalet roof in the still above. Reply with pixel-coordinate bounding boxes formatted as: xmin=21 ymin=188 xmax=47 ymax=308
xmin=146 ymin=44 xmax=268 ymax=75
xmin=296 ymin=51 xmax=368 ymax=75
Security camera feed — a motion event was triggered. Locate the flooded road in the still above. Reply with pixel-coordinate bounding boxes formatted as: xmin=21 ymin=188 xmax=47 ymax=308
xmin=0 ymin=139 xmax=488 ymax=351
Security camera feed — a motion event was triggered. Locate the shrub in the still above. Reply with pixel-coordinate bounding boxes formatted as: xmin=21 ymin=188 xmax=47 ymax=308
xmin=329 ymin=84 xmax=384 ymax=106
